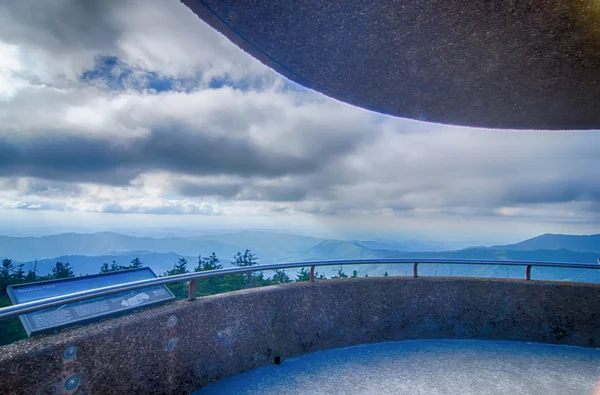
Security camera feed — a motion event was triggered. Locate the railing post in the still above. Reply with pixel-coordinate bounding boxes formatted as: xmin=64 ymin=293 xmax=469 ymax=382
xmin=413 ymin=262 xmax=419 ymax=278
xmin=525 ymin=265 xmax=532 ymax=281
xmin=188 ymin=279 xmax=196 ymax=301
xmin=310 ymin=266 xmax=315 ymax=282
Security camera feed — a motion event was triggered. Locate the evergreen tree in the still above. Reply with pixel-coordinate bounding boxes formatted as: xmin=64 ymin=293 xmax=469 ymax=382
xmin=332 ymin=266 xmax=348 ymax=279
xmin=232 ymin=250 xmax=259 ymax=267
xmin=25 ymin=260 xmax=38 ymax=282
xmin=165 ymin=258 xmax=188 ymax=276
xmin=1 ymin=259 xmax=14 ymax=282
xmin=193 ymin=253 xmax=223 ymax=296
xmin=195 ymin=255 xmax=203 ymax=272
xmin=232 ymin=250 xmax=259 ymax=287
xmin=196 ymin=253 xmax=222 ymax=272
xmin=272 ymin=269 xmax=291 ymax=284
xmin=100 ymin=261 xmax=121 ymax=273
xmin=163 ymin=258 xmax=189 ymax=299
xmin=12 ymin=263 xmax=25 ymax=283
xmin=129 ymin=257 xmax=143 ymax=269
xmin=383 ymin=271 xmax=389 ymax=277
xmin=351 ymin=270 xmax=359 ymax=278
xmin=52 ymin=262 xmax=74 ymax=279
xmin=0 ymin=259 xmax=15 ymax=293
xmin=296 ymin=267 xmax=310 ymax=282
xmin=25 ymin=269 xmax=37 ymax=282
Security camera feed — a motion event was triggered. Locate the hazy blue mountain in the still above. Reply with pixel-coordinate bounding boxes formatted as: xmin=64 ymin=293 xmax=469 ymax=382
xmin=192 ymin=231 xmax=323 ymax=259
xmin=14 ymin=252 xmax=202 ymax=277
xmin=289 ymin=240 xmax=385 ymax=261
xmin=388 ymin=247 xmax=600 ymax=263
xmin=0 ymin=230 xmax=425 ymax=263
xmin=292 ymin=237 xmax=600 ymax=263
xmin=0 ymin=232 xmax=240 ymax=261
xmin=352 ymin=239 xmax=440 ymax=252
xmin=2 ymin=231 xmax=599 ymax=282
xmin=490 ymin=233 xmax=600 ymax=254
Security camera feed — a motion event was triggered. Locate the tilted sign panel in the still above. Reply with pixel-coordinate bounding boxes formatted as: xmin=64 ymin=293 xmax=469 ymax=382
xmin=7 ymin=268 xmax=175 ymax=336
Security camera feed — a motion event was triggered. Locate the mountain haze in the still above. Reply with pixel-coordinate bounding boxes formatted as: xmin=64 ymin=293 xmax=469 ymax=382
xmin=0 ymin=232 xmax=241 ymax=262
xmin=491 ymin=234 xmax=600 ymax=254
xmin=1 ymin=232 xmax=598 ymax=279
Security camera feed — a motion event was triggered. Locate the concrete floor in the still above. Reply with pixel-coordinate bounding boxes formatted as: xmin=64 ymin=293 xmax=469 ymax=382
xmin=195 ymin=339 xmax=600 ymax=395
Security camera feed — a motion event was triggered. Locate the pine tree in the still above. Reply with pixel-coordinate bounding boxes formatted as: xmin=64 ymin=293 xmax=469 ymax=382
xmin=332 ymin=266 xmax=348 ymax=279
xmin=25 ymin=260 xmax=38 ymax=282
xmin=0 ymin=259 xmax=15 ymax=293
xmin=351 ymin=270 xmax=359 ymax=278
xmin=196 ymin=253 xmax=222 ymax=272
xmin=232 ymin=250 xmax=258 ymax=267
xmin=129 ymin=257 xmax=143 ymax=269
xmin=12 ymin=264 xmax=25 ymax=283
xmin=52 ymin=262 xmax=74 ymax=279
xmin=296 ymin=267 xmax=310 ymax=282
xmin=232 ymin=250 xmax=259 ymax=287
xmin=165 ymin=258 xmax=188 ymax=276
xmin=193 ymin=253 xmax=223 ymax=296
xmin=272 ymin=269 xmax=291 ymax=284
xmin=25 ymin=269 xmax=37 ymax=282
xmin=100 ymin=261 xmax=121 ymax=273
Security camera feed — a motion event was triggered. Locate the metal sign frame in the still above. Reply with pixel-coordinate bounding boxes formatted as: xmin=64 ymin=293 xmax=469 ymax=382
xmin=7 ymin=267 xmax=175 ymax=336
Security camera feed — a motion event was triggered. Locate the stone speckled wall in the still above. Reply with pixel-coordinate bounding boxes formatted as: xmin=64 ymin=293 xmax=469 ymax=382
xmin=0 ymin=277 xmax=599 ymax=394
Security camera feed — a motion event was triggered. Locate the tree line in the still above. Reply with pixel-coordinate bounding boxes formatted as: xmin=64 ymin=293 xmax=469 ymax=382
xmin=1 ymin=258 xmax=76 ymax=296
xmin=1 ymin=250 xmax=369 ymax=300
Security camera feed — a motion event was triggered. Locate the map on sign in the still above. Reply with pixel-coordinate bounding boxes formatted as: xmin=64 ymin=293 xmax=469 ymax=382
xmin=6 ymin=268 xmax=175 ymax=336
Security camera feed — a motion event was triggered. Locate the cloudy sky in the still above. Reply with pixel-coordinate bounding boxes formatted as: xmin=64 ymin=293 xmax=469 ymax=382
xmin=0 ymin=0 xmax=599 ymax=243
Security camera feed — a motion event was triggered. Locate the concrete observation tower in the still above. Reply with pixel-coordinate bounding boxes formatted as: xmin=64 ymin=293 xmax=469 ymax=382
xmin=1 ymin=0 xmax=600 ymax=393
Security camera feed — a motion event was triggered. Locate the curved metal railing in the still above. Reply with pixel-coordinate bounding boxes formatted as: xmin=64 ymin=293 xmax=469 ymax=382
xmin=0 ymin=258 xmax=599 ymax=320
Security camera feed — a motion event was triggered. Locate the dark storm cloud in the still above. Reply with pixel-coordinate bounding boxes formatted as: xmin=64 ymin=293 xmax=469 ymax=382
xmin=0 ymin=1 xmax=120 ymax=53
xmin=175 ymin=180 xmax=243 ymax=199
xmin=175 ymin=179 xmax=311 ymax=202
xmin=500 ymin=181 xmax=600 ymax=206
xmin=0 ymin=124 xmax=362 ymax=185
xmin=19 ymin=179 xmax=82 ymax=196
xmin=239 ymin=184 xmax=309 ymax=202
xmin=172 ymin=162 xmax=351 ymax=203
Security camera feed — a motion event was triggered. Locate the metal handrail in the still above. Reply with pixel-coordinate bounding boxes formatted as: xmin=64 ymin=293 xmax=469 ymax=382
xmin=0 ymin=258 xmax=599 ymax=320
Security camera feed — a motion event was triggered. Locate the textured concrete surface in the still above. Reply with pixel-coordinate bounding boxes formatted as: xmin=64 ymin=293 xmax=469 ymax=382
xmin=182 ymin=0 xmax=600 ymax=130
xmin=195 ymin=340 xmax=600 ymax=395
xmin=0 ymin=277 xmax=599 ymax=394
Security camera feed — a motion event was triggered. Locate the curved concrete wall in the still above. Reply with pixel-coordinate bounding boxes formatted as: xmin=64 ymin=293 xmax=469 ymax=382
xmin=1 ymin=277 xmax=599 ymax=394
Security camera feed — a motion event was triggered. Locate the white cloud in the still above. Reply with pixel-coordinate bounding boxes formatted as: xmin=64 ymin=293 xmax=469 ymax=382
xmin=0 ymin=42 xmax=26 ymax=100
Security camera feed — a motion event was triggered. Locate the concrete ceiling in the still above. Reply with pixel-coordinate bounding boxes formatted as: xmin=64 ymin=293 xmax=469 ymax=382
xmin=183 ymin=0 xmax=600 ymax=130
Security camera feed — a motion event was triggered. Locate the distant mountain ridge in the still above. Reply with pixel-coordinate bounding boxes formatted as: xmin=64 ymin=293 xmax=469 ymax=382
xmin=1 ymin=232 xmax=599 ymax=277
xmin=0 ymin=231 xmax=241 ymax=262
xmin=0 ymin=230 xmax=437 ymax=262
xmin=491 ymin=233 xmax=600 ymax=254
xmin=293 ymin=240 xmax=383 ymax=261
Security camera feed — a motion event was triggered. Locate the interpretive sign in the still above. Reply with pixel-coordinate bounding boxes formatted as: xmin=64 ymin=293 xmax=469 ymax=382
xmin=7 ymin=268 xmax=175 ymax=336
